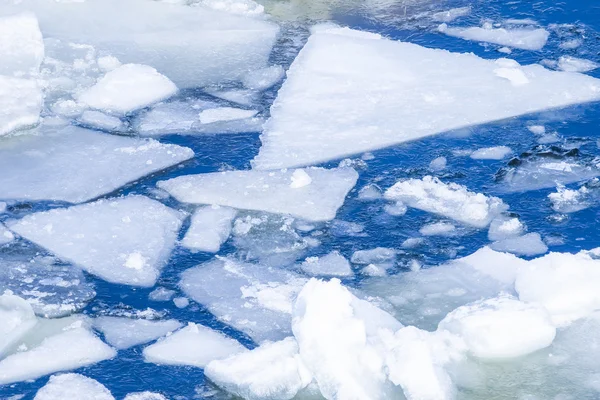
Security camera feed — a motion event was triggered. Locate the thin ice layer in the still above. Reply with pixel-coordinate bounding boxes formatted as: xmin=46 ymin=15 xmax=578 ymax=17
xmin=0 ymin=0 xmax=279 ymax=88
xmin=0 ymin=125 xmax=193 ymax=203
xmin=34 ymin=373 xmax=115 ymax=400
xmin=93 ymin=317 xmax=183 ymax=349
xmin=8 ymin=196 xmax=184 ymax=287
xmin=158 ymin=167 xmax=358 ymax=222
xmin=253 ymin=26 xmax=600 ymax=169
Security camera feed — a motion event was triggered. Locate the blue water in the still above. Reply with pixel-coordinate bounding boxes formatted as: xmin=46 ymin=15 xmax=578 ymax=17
xmin=3 ymin=0 xmax=600 ymax=398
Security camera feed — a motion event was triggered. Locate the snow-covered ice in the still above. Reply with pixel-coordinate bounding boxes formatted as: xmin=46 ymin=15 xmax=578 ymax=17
xmin=181 ymin=206 xmax=237 ymax=253
xmin=0 ymin=13 xmax=44 ymax=76
xmin=253 ymin=26 xmax=600 ymax=169
xmin=0 ymin=125 xmax=194 ymax=203
xmin=158 ymin=167 xmax=358 ymax=222
xmin=200 ymin=0 xmax=265 ymax=16
xmin=548 ymin=183 xmax=595 ymax=213
xmin=77 ymin=110 xmax=127 ymax=132
xmin=241 ymin=65 xmax=285 ymax=91
xmin=488 ymin=217 xmax=525 ymax=241
xmin=490 ymin=232 xmax=548 ymax=256
xmin=0 ymin=223 xmax=14 ymax=245
xmin=299 ymin=251 xmax=353 ymax=277
xmin=431 ymin=7 xmax=471 ymax=23
xmin=94 ymin=317 xmax=183 ymax=350
xmin=438 ymin=23 xmax=550 ymax=50
xmin=385 ymin=176 xmax=509 ymax=228
xmin=558 ymin=56 xmax=599 ymax=73
xmin=0 ymin=76 xmax=43 ymax=137
xmin=34 ymin=373 xmax=114 ymax=400
xmin=8 ymin=196 xmax=184 ymax=287
xmin=419 ymin=222 xmax=457 ymax=236
xmin=143 ymin=323 xmax=246 ymax=367
xmin=357 ymin=184 xmax=383 ymax=201
xmin=351 ymin=247 xmax=397 ymax=267
xmin=470 ymin=146 xmax=512 ymax=160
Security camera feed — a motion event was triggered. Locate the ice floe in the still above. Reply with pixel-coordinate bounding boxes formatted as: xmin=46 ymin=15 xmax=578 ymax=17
xmin=438 ymin=23 xmax=550 ymax=50
xmin=94 ymin=317 xmax=183 ymax=350
xmin=143 ymin=322 xmax=246 ymax=367
xmin=470 ymin=145 xmax=512 ymax=160
xmin=488 ymin=217 xmax=525 ymax=241
xmin=0 ymin=125 xmax=194 ymax=203
xmin=8 ymin=196 xmax=184 ymax=287
xmin=299 ymin=251 xmax=353 ymax=277
xmin=548 ymin=181 xmax=599 ymax=213
xmin=241 ymin=65 xmax=285 ymax=91
xmin=419 ymin=222 xmax=457 ymax=237
xmin=490 ymin=232 xmax=548 ymax=257
xmin=253 ymin=26 xmax=600 ymax=169
xmin=158 ymin=167 xmax=358 ymax=222
xmin=0 ymin=294 xmax=37 ymax=359
xmin=181 ymin=206 xmax=237 ymax=253
xmin=0 ymin=76 xmax=43 ymax=137
xmin=0 ymin=12 xmax=44 ymax=76
xmin=558 ymin=56 xmax=599 ymax=73
xmin=34 ymin=373 xmax=114 ymax=400
xmin=0 ymin=223 xmax=14 ymax=245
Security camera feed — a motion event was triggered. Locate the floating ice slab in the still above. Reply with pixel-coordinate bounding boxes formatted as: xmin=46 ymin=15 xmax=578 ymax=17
xmin=299 ymin=251 xmax=353 ymax=277
xmin=143 ymin=323 xmax=247 ymax=367
xmin=181 ymin=206 xmax=237 ymax=253
xmin=180 ymin=258 xmax=308 ymax=342
xmin=8 ymin=196 xmax=184 ymax=287
xmin=0 ymin=223 xmax=14 ymax=245
xmin=34 ymin=373 xmax=114 ymax=400
xmin=0 ymin=294 xmax=37 ymax=359
xmin=78 ymin=64 xmax=178 ymax=115
xmin=253 ymin=26 xmax=600 ymax=169
xmin=470 ymin=146 xmax=512 ymax=160
xmin=385 ymin=176 xmax=508 ymax=228
xmin=0 ymin=125 xmax=194 ymax=203
xmin=241 ymin=65 xmax=285 ymax=90
xmin=488 ymin=217 xmax=524 ymax=241
xmin=0 ymin=0 xmax=279 ymax=88
xmin=158 ymin=167 xmax=358 ymax=222
xmin=548 ymin=183 xmax=595 ymax=213
xmin=0 ymin=12 xmax=44 ymax=76
xmin=124 ymin=392 xmax=166 ymax=400
xmin=558 ymin=56 xmax=599 ymax=73
xmin=94 ymin=317 xmax=183 ymax=349
xmin=419 ymin=222 xmax=457 ymax=237
xmin=438 ymin=23 xmax=550 ymax=50
xmin=77 ymin=110 xmax=127 ymax=132
xmin=0 ymin=76 xmax=43 ymax=136
xmin=198 ymin=107 xmax=258 ymax=124
xmin=490 ymin=232 xmax=548 ymax=256
xmin=431 ymin=6 xmax=471 ymax=23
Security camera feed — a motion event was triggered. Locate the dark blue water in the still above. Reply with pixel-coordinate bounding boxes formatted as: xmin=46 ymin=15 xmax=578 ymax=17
xmin=3 ymin=0 xmax=600 ymax=398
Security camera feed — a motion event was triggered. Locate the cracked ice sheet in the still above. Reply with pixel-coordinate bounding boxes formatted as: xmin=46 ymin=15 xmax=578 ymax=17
xmin=0 ymin=125 xmax=193 ymax=203
xmin=253 ymin=26 xmax=600 ymax=170
xmin=8 ymin=196 xmax=185 ymax=287
xmin=0 ymin=0 xmax=279 ymax=88
xmin=158 ymin=167 xmax=358 ymax=222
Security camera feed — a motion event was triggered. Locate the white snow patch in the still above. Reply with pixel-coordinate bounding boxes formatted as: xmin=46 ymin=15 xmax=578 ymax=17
xmin=548 ymin=184 xmax=592 ymax=213
xmin=0 ymin=223 xmax=15 ymax=245
xmin=429 ymin=156 xmax=447 ymax=171
xmin=431 ymin=7 xmax=471 ymax=23
xmin=0 ymin=294 xmax=37 ymax=359
xmin=34 ymin=373 xmax=114 ymax=400
xmin=77 ymin=110 xmax=126 ymax=132
xmin=0 ymin=76 xmax=42 ymax=136
xmin=200 ymin=0 xmax=265 ymax=16
xmin=488 ymin=217 xmax=525 ymax=241
xmin=357 ymin=184 xmax=382 ymax=200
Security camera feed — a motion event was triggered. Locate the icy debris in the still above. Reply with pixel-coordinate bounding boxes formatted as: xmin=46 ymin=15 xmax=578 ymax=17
xmin=383 ymin=201 xmax=407 ymax=216
xmin=78 ymin=64 xmax=177 ymax=115
xmin=205 ymin=88 xmax=257 ymax=106
xmin=470 ymin=146 xmax=512 ymax=160
xmin=8 ymin=196 xmax=184 ymax=287
xmin=559 ymin=38 xmax=583 ymax=50
xmin=528 ymin=125 xmax=546 ymax=135
xmin=299 ymin=251 xmax=353 ymax=277
xmin=438 ymin=295 xmax=555 ymax=359
xmin=181 ymin=206 xmax=237 ymax=253
xmin=329 ymin=220 xmax=364 ymax=237
xmin=124 ymin=392 xmax=167 ymax=400
xmin=199 ymin=107 xmax=258 ymax=124
xmin=488 ymin=217 xmax=524 ymax=241
xmin=143 ymin=322 xmax=247 ymax=367
xmin=548 ymin=183 xmax=595 ymax=213
xmin=205 ymin=337 xmax=312 ymax=400
xmin=493 ymin=58 xmax=530 ymax=86
xmin=0 ymin=223 xmax=14 ymax=245
xmin=491 ymin=233 xmax=548 ymax=256
xmin=401 ymin=237 xmax=424 ymax=249
xmin=431 ymin=6 xmax=471 ymax=23
xmin=252 ymin=27 xmax=600 ymax=169
xmin=97 ymin=55 xmax=121 ymax=72
xmin=242 ymin=65 xmax=285 ymax=90
xmin=0 ymin=294 xmax=37 ymax=358
xmin=180 ymin=257 xmax=308 ymax=342
xmin=77 ymin=110 xmax=127 ymax=132
xmin=34 ymin=373 xmax=114 ymax=400
xmin=419 ymin=222 xmax=457 ymax=237
xmin=0 ymin=125 xmax=194 ymax=203
xmin=158 ymin=167 xmax=358 ymax=222
xmin=173 ymin=297 xmax=189 ymax=309
xmin=429 ymin=156 xmax=447 ymax=171
xmin=93 ymin=317 xmax=183 ymax=349
xmin=558 ymin=56 xmax=599 ymax=73
xmin=357 ymin=184 xmax=383 ymax=200
xmin=0 ymin=76 xmax=43 ymax=136
xmin=351 ymin=247 xmax=397 ymax=267
xmin=0 ymin=0 xmax=279 ymax=88
xmin=438 ymin=23 xmax=550 ymax=50
xmin=385 ymin=176 xmax=509 ymax=228
xmin=0 ymin=13 xmax=44 ymax=76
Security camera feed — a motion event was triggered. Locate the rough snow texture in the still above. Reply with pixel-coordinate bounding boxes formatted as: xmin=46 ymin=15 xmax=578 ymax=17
xmin=253 ymin=26 xmax=600 ymax=169
xmin=8 ymin=196 xmax=184 ymax=287
xmin=490 ymin=232 xmax=548 ymax=257
xmin=94 ymin=317 xmax=183 ymax=349
xmin=34 ymin=373 xmax=114 ymax=400
xmin=558 ymin=56 xmax=599 ymax=73
xmin=299 ymin=251 xmax=353 ymax=277
xmin=0 ymin=12 xmax=44 ymax=76
xmin=143 ymin=323 xmax=246 ymax=367
xmin=438 ymin=23 xmax=550 ymax=50
xmin=0 ymin=125 xmax=194 ymax=203
xmin=470 ymin=146 xmax=512 ymax=160
xmin=0 ymin=76 xmax=43 ymax=136
xmin=158 ymin=167 xmax=358 ymax=222
xmin=181 ymin=206 xmax=237 ymax=253
xmin=385 ymin=176 xmax=509 ymax=228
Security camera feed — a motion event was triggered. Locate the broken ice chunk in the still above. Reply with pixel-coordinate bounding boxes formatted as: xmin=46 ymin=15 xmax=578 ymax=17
xmin=78 ymin=64 xmax=177 ymax=115
xmin=419 ymin=222 xmax=457 ymax=237
xmin=299 ymin=251 xmax=353 ymax=277
xmin=143 ymin=322 xmax=247 ymax=367
xmin=438 ymin=23 xmax=550 ymax=50
xmin=357 ymin=184 xmax=383 ymax=200
xmin=385 ymin=176 xmax=508 ymax=228
xmin=241 ymin=65 xmax=285 ymax=91
xmin=470 ymin=146 xmax=512 ymax=160
xmin=0 ymin=223 xmax=14 ymax=245
xmin=0 ymin=294 xmax=37 ymax=359
xmin=0 ymin=76 xmax=42 ymax=136
xmin=93 ymin=317 xmax=183 ymax=349
xmin=8 ymin=196 xmax=184 ymax=287
xmin=0 ymin=13 xmax=44 ymax=76
xmin=181 ymin=206 xmax=237 ymax=253
xmin=158 ymin=167 xmax=358 ymax=222
xmin=200 ymin=0 xmax=265 ymax=16
xmin=351 ymin=247 xmax=397 ymax=267
xmin=289 ymin=169 xmax=312 ymax=188
xmin=490 ymin=232 xmax=548 ymax=257
xmin=558 ymin=56 xmax=599 ymax=73
xmin=488 ymin=217 xmax=524 ymax=241
xmin=77 ymin=110 xmax=127 ymax=132
xmin=548 ymin=182 xmax=596 ymax=213
xmin=34 ymin=373 xmax=114 ymax=400
xmin=0 ymin=125 xmax=194 ymax=203
xmin=123 ymin=392 xmax=166 ymax=400
xmin=198 ymin=107 xmax=258 ymax=124
xmin=431 ymin=6 xmax=471 ymax=23
xmin=428 ymin=156 xmax=447 ymax=171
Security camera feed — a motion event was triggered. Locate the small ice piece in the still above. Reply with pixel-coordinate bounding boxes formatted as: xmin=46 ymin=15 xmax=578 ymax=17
xmin=438 ymin=23 xmax=550 ymax=50
xmin=488 ymin=217 xmax=524 ymax=241
xmin=431 ymin=6 xmax=471 ymax=23
xmin=385 ymin=176 xmax=509 ymax=228
xmin=0 ymin=223 xmax=14 ymax=245
xmin=0 ymin=13 xmax=44 ymax=76
xmin=419 ymin=222 xmax=456 ymax=237
xmin=97 ymin=55 xmax=121 ymax=72
xmin=0 ymin=294 xmax=37 ymax=358
xmin=357 ymin=184 xmax=382 ymax=200
xmin=124 ymin=392 xmax=166 ymax=400
xmin=242 ymin=65 xmax=285 ymax=91
xmin=289 ymin=169 xmax=312 ymax=188
xmin=143 ymin=322 xmax=247 ymax=367
xmin=200 ymin=0 xmax=265 ymax=16
xmin=77 ymin=110 xmax=126 ymax=132
xmin=34 ymin=373 xmax=114 ymax=400
xmin=490 ymin=233 xmax=548 ymax=256
xmin=8 ymin=196 xmax=184 ymax=287
xmin=438 ymin=295 xmax=556 ymax=359
xmin=180 ymin=257 xmax=308 ymax=342
xmin=173 ymin=297 xmax=189 ymax=308
xmin=558 ymin=56 xmax=599 ymax=73
xmin=351 ymin=247 xmax=397 ymax=265
xmin=470 ymin=146 xmax=512 ymax=160
xmin=528 ymin=125 xmax=546 ymax=135
xmin=548 ymin=184 xmax=591 ymax=213
xmin=401 ymin=237 xmax=424 ymax=249
xmin=559 ymin=38 xmax=583 ymax=50
xmin=383 ymin=201 xmax=407 ymax=216
xmin=157 ymin=167 xmax=358 ymax=222
xmin=498 ymin=47 xmax=512 ymax=54
xmin=205 ymin=88 xmax=257 ymax=106
xmin=205 ymin=337 xmax=312 ymax=400
xmin=181 ymin=206 xmax=237 ymax=253
xmin=148 ymin=287 xmax=175 ymax=302
xmin=429 ymin=156 xmax=447 ymax=171
xmin=361 ymin=264 xmax=388 ymax=277
xmin=198 ymin=107 xmax=258 ymax=124
xmin=93 ymin=317 xmax=183 ymax=349
xmin=300 ymin=251 xmax=353 ymax=277
xmin=78 ymin=64 xmax=178 ymax=115
xmin=0 ymin=76 xmax=42 ymax=136
xmin=0 ymin=202 xmax=6 ymax=213
xmin=0 ymin=125 xmax=193 ymax=203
